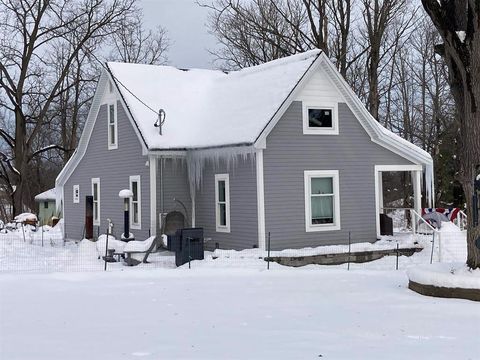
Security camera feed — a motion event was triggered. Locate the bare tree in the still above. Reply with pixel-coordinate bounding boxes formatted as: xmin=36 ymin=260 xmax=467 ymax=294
xmin=422 ymin=0 xmax=480 ymax=269
xmin=109 ymin=12 xmax=169 ymax=65
xmin=0 ymin=0 xmax=136 ymax=215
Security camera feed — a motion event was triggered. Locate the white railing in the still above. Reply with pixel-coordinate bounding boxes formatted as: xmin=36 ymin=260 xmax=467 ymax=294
xmin=454 ymin=210 xmax=468 ymax=231
xmin=408 ymin=209 xmax=440 ymax=263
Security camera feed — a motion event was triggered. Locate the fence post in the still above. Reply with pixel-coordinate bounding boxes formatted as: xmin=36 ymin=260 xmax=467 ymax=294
xmin=267 ymin=232 xmax=271 ymax=270
xmin=41 ymin=219 xmax=44 ymax=247
xmin=347 ymin=232 xmax=351 ymax=271
xmin=396 ymin=243 xmax=399 ymax=270
xmin=430 ymin=231 xmax=436 ymax=264
xmin=104 ymin=221 xmax=111 ymax=271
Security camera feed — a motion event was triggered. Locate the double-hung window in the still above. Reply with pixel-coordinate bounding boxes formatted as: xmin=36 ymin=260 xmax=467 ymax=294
xmin=215 ymin=174 xmax=230 ymax=233
xmin=92 ymin=178 xmax=100 ymax=226
xmin=304 ymin=170 xmax=340 ymax=232
xmin=108 ymin=103 xmax=118 ymax=150
xmin=302 ymin=102 xmax=339 ymax=135
xmin=129 ymin=175 xmax=141 ymax=229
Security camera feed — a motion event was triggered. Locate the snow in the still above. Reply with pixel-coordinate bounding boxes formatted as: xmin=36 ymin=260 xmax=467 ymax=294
xmin=119 ymin=189 xmax=133 ymax=198
xmin=34 ymin=188 xmax=57 ymax=201
xmin=107 ymin=50 xmax=321 ymax=149
xmin=408 ymin=263 xmax=480 ymax=290
xmin=123 ymin=236 xmax=156 ymax=252
xmin=0 ymin=268 xmax=478 ymax=359
xmin=95 ymin=234 xmax=127 ymax=254
xmin=13 ymin=212 xmax=37 ymax=223
xmin=456 ymin=30 xmax=466 ymax=43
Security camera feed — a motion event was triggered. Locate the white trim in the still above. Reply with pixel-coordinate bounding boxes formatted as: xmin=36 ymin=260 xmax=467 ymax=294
xmin=374 ymin=164 xmax=423 ymax=238
xmin=215 ymin=173 xmax=231 ymax=233
xmin=149 ymin=156 xmax=157 ymax=236
xmin=129 ymin=175 xmax=141 ymax=230
xmin=254 ymin=52 xmax=433 ymax=170
xmin=73 ymin=185 xmax=80 ymax=204
xmin=55 ymin=69 xmax=148 ymax=190
xmin=191 ymin=191 xmax=196 ymax=228
xmin=91 ymin=178 xmax=100 ymax=226
xmin=107 ymin=102 xmax=118 ymax=150
xmin=256 ymin=149 xmax=266 ymax=250
xmin=304 ymin=170 xmax=341 ymax=232
xmin=302 ymin=102 xmax=339 ymax=135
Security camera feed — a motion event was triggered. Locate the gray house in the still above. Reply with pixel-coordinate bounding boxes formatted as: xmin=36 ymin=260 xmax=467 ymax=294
xmin=55 ymin=50 xmax=434 ymax=250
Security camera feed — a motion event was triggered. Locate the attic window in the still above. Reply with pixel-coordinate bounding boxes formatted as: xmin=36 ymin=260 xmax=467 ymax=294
xmin=108 ymin=103 xmax=118 ymax=150
xmin=303 ymin=102 xmax=339 ymax=135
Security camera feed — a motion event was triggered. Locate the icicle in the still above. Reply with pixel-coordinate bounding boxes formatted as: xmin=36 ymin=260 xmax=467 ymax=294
xmin=425 ymin=162 xmax=434 ymax=208
xmin=186 ymin=145 xmax=256 ymax=194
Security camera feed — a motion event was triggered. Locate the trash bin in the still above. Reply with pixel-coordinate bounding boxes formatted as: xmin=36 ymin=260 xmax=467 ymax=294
xmin=380 ymin=214 xmax=393 ymax=236
xmin=175 ymin=228 xmax=204 ymax=267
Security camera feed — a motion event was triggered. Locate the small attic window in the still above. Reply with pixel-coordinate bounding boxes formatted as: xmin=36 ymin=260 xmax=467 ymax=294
xmin=108 ymin=103 xmax=118 ymax=150
xmin=109 ymin=80 xmax=114 ymax=93
xmin=302 ymin=102 xmax=339 ymax=135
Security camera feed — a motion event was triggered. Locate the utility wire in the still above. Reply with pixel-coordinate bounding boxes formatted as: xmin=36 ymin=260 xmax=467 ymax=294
xmin=87 ymin=50 xmax=159 ymax=116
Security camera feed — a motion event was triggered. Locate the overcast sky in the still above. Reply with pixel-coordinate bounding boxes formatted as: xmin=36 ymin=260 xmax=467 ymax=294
xmin=140 ymin=0 xmax=218 ymax=69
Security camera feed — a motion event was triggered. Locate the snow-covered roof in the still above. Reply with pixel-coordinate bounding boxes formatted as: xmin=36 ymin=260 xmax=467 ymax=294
xmin=34 ymin=188 xmax=56 ymax=201
xmin=107 ymin=50 xmax=321 ymax=149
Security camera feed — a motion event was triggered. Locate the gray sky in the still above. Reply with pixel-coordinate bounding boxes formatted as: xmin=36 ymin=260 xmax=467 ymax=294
xmin=140 ymin=0 xmax=218 ymax=69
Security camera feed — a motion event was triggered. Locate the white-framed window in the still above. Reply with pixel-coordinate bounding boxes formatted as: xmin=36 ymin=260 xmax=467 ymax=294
xmin=109 ymin=80 xmax=114 ymax=93
xmin=215 ymin=174 xmax=230 ymax=233
xmin=302 ymin=102 xmax=339 ymax=135
xmin=129 ymin=175 xmax=141 ymax=229
xmin=73 ymin=185 xmax=80 ymax=204
xmin=92 ymin=178 xmax=100 ymax=226
xmin=107 ymin=102 xmax=118 ymax=150
xmin=304 ymin=170 xmax=341 ymax=232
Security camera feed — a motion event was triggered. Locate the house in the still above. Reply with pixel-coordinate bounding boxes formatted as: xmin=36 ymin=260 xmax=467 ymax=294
xmin=34 ymin=188 xmax=57 ymax=225
xmin=55 ymin=50 xmax=434 ymax=250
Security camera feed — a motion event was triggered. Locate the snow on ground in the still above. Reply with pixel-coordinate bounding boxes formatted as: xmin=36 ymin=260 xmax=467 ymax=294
xmin=0 ymin=268 xmax=478 ymax=360
xmin=408 ymin=262 xmax=480 ymax=289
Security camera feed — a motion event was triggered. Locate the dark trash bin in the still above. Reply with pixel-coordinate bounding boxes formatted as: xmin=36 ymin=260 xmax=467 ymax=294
xmin=175 ymin=228 xmax=204 ymax=267
xmin=380 ymin=214 xmax=393 ymax=236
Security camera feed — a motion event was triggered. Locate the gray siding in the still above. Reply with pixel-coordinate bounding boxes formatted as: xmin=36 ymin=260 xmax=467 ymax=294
xmin=64 ymin=102 xmax=150 ymax=240
xmin=264 ymin=102 xmax=413 ymax=249
xmin=195 ymin=156 xmax=258 ymax=250
xmin=156 ymin=158 xmax=192 ymax=227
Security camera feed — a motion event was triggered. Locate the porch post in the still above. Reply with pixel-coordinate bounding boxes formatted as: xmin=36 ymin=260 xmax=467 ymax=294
xmin=256 ymin=148 xmax=266 ymax=250
xmin=378 ymin=171 xmax=384 ymax=214
xmin=413 ymin=170 xmax=422 ymax=215
xmin=149 ymin=155 xmax=157 ymax=237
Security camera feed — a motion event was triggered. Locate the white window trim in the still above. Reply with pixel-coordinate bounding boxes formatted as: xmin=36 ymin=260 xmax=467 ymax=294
xmin=302 ymin=101 xmax=339 ymax=135
xmin=129 ymin=175 xmax=142 ymax=230
xmin=107 ymin=102 xmax=118 ymax=150
xmin=215 ymin=174 xmax=231 ymax=233
xmin=304 ymin=170 xmax=341 ymax=232
xmin=92 ymin=178 xmax=100 ymax=226
xmin=73 ymin=185 xmax=80 ymax=204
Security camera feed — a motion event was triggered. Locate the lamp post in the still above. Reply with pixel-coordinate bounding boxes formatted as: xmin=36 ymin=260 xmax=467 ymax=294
xmin=119 ymin=189 xmax=134 ymax=242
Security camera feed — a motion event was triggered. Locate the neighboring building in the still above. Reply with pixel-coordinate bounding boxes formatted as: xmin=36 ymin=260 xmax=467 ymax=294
xmin=34 ymin=188 xmax=57 ymax=225
xmin=55 ymin=50 xmax=434 ymax=249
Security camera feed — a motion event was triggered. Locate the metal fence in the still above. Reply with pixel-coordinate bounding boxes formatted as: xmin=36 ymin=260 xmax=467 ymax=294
xmin=0 ymin=220 xmax=468 ymax=273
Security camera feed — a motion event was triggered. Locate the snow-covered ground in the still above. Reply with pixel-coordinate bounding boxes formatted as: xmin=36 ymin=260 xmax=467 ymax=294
xmin=0 ymin=267 xmax=478 ymax=360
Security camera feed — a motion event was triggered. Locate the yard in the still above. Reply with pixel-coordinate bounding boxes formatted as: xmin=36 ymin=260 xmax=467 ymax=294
xmin=0 ymin=266 xmax=478 ymax=360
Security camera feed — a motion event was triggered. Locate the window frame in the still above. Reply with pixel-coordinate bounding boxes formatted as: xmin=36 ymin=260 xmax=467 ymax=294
xmin=91 ymin=178 xmax=100 ymax=226
xmin=304 ymin=170 xmax=341 ymax=232
xmin=107 ymin=102 xmax=118 ymax=150
xmin=73 ymin=185 xmax=80 ymax=204
xmin=129 ymin=175 xmax=142 ymax=230
xmin=302 ymin=102 xmax=339 ymax=135
xmin=215 ymin=173 xmax=231 ymax=233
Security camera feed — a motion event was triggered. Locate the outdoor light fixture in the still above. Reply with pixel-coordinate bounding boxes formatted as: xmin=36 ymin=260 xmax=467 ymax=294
xmin=154 ymin=108 xmax=166 ymax=135
xmin=119 ymin=189 xmax=134 ymax=241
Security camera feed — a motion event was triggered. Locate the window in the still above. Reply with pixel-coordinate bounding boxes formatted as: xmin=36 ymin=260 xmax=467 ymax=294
xmin=44 ymin=201 xmax=49 ymax=209
xmin=302 ymin=102 xmax=338 ymax=135
xmin=129 ymin=175 xmax=141 ymax=229
xmin=108 ymin=103 xmax=118 ymax=150
xmin=215 ymin=174 xmax=230 ymax=232
xmin=304 ymin=170 xmax=340 ymax=232
xmin=92 ymin=178 xmax=100 ymax=226
xmin=73 ymin=185 xmax=80 ymax=204
xmin=109 ymin=80 xmax=114 ymax=93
